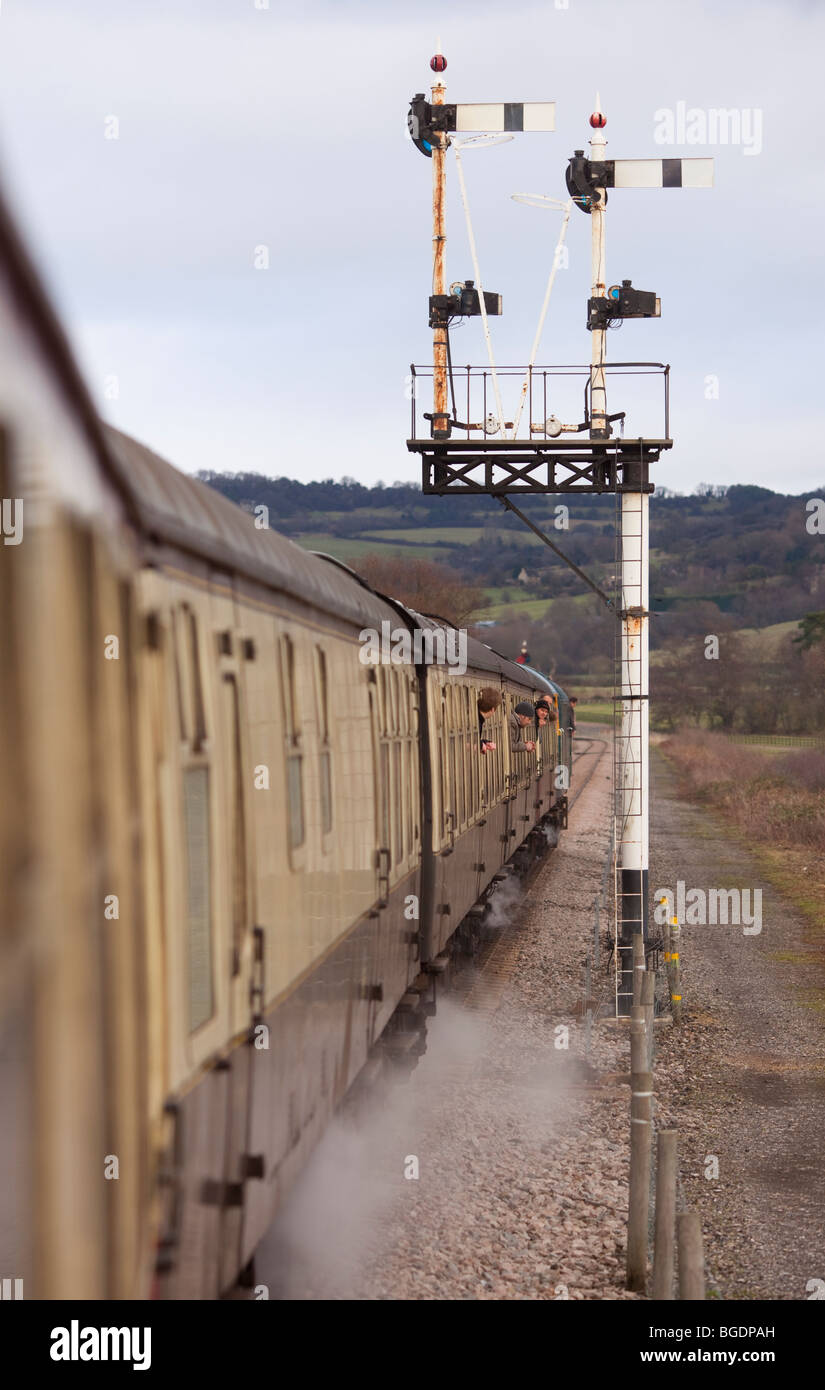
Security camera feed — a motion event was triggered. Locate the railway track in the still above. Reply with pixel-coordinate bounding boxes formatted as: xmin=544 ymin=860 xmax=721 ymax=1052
xmin=459 ymin=728 xmax=612 ymax=1014
xmin=341 ymin=728 xmax=612 ymax=1091
xmin=245 ymin=729 xmax=614 ymax=1298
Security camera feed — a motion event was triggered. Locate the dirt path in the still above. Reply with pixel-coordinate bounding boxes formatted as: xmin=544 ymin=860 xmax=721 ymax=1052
xmin=650 ymin=748 xmax=825 ymax=1301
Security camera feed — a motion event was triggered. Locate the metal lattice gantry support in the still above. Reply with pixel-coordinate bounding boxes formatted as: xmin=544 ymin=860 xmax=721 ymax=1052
xmin=412 ymin=426 xmax=668 ymax=495
xmin=406 ymin=60 xmax=713 ymax=1017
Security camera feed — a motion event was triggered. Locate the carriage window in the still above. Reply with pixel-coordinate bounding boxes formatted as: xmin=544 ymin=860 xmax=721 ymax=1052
xmin=437 ymin=690 xmax=446 ymax=838
xmin=468 ymin=691 xmax=479 ymax=813
xmin=186 ymin=607 xmax=207 ymax=750
xmin=402 ymin=740 xmax=411 ymax=857
xmin=319 ymin=753 xmax=332 ymax=836
xmin=450 ymin=713 xmax=465 ymax=830
xmin=287 ymin=757 xmax=304 ymax=848
xmin=282 ymin=633 xmax=297 ymax=732
xmin=222 ymin=674 xmax=246 ymax=973
xmin=380 ymin=743 xmax=391 ymax=854
xmin=170 ymin=608 xmax=186 ymax=741
xmin=175 ymin=604 xmax=207 ymax=748
xmin=393 ymin=741 xmax=402 ymax=864
xmin=316 ymin=647 xmax=329 ymax=739
xmin=183 ymin=765 xmax=213 ymax=1030
xmin=448 ymin=730 xmax=457 ymax=832
xmin=437 ymin=725 xmax=445 ymax=843
xmin=455 ymin=704 xmax=466 ymax=827
xmin=280 ymin=634 xmax=304 ymax=850
xmin=377 ymin=666 xmax=387 ymax=737
xmin=315 ymin=646 xmax=332 ymax=835
xmin=386 ymin=666 xmax=398 ymax=735
xmin=174 ymin=606 xmax=214 ymax=1026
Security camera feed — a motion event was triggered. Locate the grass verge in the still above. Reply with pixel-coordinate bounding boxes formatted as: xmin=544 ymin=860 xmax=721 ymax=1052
xmin=660 ymin=728 xmax=825 ymax=944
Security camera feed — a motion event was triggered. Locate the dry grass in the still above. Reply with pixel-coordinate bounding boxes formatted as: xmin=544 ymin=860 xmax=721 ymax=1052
xmin=662 ymin=728 xmax=825 ymax=852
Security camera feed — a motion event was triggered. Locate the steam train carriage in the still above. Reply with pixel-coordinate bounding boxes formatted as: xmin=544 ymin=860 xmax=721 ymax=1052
xmin=0 ymin=188 xmax=571 ymax=1300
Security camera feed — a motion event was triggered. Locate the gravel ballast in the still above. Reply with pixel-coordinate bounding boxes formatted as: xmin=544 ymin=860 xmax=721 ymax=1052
xmin=255 ymin=731 xmax=825 ymax=1301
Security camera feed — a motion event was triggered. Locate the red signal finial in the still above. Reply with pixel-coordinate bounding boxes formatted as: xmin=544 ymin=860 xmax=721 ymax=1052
xmin=590 ymin=92 xmax=606 ymax=128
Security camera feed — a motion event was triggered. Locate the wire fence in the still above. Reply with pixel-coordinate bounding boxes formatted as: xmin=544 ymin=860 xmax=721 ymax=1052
xmin=724 ymin=733 xmax=825 ymax=749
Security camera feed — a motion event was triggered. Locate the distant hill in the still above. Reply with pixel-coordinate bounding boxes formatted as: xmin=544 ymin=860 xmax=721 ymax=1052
xmin=200 ymin=471 xmax=825 ymax=639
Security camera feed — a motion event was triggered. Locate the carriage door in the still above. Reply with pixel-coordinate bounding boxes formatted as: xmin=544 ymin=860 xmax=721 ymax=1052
xmin=502 ymin=693 xmax=518 ymax=857
xmin=216 ymin=643 xmax=254 ymax=1295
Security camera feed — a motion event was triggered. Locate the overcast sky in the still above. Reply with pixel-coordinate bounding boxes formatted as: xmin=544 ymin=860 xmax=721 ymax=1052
xmin=0 ymin=0 xmax=821 ymax=492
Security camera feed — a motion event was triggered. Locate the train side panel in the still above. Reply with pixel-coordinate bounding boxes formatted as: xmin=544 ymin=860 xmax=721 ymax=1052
xmin=135 ymin=560 xmax=425 ymax=1293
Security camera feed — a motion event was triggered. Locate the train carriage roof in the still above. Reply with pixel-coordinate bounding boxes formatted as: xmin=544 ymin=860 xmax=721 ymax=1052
xmin=103 ymin=427 xmax=403 ymax=631
xmin=396 ymin=609 xmax=557 ymax=694
xmin=100 ymin=434 xmax=562 ymax=695
xmin=105 ymin=437 xmax=559 ymax=695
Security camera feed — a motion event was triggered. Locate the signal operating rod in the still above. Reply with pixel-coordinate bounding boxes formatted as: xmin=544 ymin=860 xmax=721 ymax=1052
xmin=431 ymin=67 xmax=448 ymax=440
xmin=589 ymin=98 xmax=608 ymax=441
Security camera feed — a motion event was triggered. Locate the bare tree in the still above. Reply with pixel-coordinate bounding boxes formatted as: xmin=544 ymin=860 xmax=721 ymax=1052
xmin=353 ymin=553 xmax=484 ymax=628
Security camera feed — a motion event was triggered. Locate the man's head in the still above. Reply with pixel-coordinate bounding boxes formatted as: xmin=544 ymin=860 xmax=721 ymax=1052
xmin=478 ymin=686 xmax=501 ymax=719
xmin=514 ymin=700 xmax=535 ymax=727
xmin=569 ymin=696 xmax=578 ymax=706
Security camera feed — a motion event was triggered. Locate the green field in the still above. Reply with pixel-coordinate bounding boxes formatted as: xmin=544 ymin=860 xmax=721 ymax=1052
xmin=482 ymin=585 xmax=525 ymax=605
xmin=736 ymin=620 xmax=800 ymax=648
xmin=477 ymin=595 xmax=554 ymax=621
xmin=293 ymin=534 xmax=561 ymax=621
xmin=575 ymin=702 xmax=614 ymax=723
xmin=359 ymin=524 xmax=552 ymax=549
xmin=294 ymin=534 xmax=446 ymax=563
xmin=360 ymin=526 xmax=488 ymax=545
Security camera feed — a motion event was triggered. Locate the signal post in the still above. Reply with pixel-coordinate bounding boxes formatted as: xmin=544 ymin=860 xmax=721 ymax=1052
xmin=406 ymin=55 xmax=712 ymax=1014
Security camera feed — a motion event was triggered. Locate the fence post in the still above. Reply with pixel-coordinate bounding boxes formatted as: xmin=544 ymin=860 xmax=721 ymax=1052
xmin=664 ymin=915 xmax=682 ymax=1024
xmin=626 ymin=1016 xmax=653 ymax=1292
xmin=641 ymin=969 xmax=656 ymax=1071
xmin=677 ymin=1211 xmax=705 ymax=1300
xmin=584 ymin=953 xmax=592 ymax=1056
xmin=652 ymin=1129 xmax=677 ymax=1300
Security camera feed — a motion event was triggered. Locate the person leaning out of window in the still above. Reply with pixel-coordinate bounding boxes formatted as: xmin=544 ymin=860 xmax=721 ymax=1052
xmin=534 ymin=697 xmax=554 ymax=734
xmin=477 ymin=686 xmax=501 ymax=755
xmin=511 ymin=701 xmax=537 ymax=753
